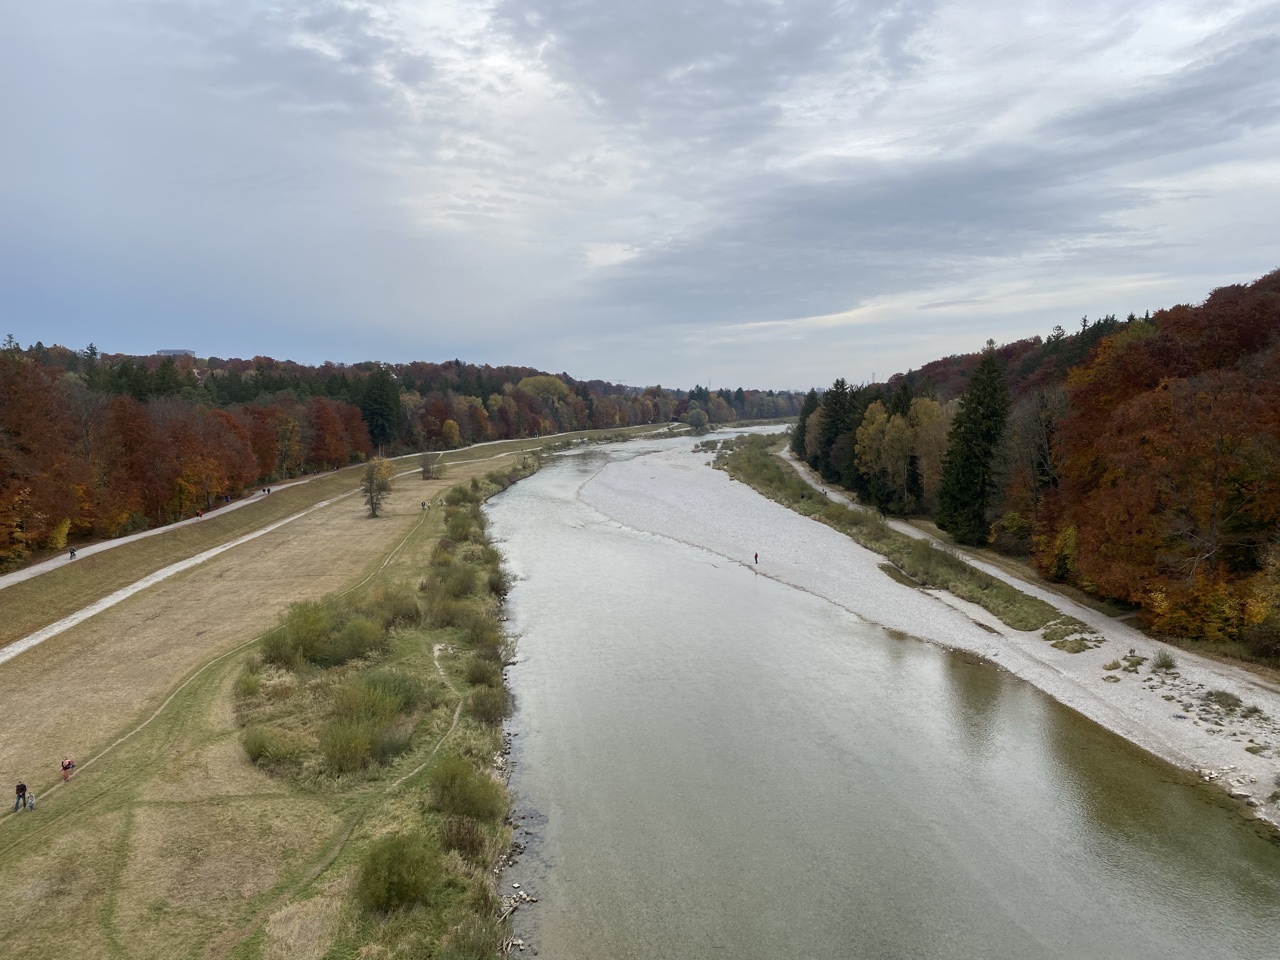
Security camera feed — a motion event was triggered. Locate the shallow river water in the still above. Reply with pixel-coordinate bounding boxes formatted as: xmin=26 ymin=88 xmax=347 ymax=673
xmin=486 ymin=435 xmax=1280 ymax=960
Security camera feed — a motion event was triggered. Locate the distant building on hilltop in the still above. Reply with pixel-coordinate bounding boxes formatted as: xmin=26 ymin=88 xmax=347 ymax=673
xmin=156 ymin=349 xmax=194 ymax=356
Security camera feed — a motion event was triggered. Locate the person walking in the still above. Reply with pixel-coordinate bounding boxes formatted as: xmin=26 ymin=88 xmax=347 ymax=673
xmin=60 ymin=757 xmax=75 ymax=782
xmin=754 ymin=552 xmax=759 ymax=564
xmin=68 ymin=547 xmax=77 ymax=560
xmin=14 ymin=781 xmax=27 ymax=812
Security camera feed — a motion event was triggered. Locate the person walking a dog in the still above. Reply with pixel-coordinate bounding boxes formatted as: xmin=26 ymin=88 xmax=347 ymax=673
xmin=14 ymin=781 xmax=27 ymax=811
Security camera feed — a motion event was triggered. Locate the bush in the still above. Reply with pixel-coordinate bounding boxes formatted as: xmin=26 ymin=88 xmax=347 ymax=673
xmin=427 ymin=756 xmax=505 ymax=821
xmin=437 ymin=916 xmax=506 ymax=960
xmin=313 ymin=616 xmax=384 ymax=667
xmin=333 ymin=682 xmax=400 ymax=724
xmin=284 ymin=601 xmax=334 ymax=663
xmin=464 ymin=658 xmax=502 ymax=688
xmin=363 ymin=669 xmax=426 ymax=713
xmin=486 ymin=567 xmax=512 ymax=598
xmin=234 ymin=668 xmax=262 ymax=698
xmin=259 ymin=627 xmax=295 ymax=669
xmin=1152 ymin=649 xmax=1178 ymax=671
xmin=320 ymin=719 xmax=376 ymax=774
xmin=437 ymin=564 xmax=479 ymax=599
xmin=372 ymin=722 xmax=413 ymax=764
xmin=447 ymin=513 xmax=475 ymax=543
xmin=367 ymin=585 xmax=421 ymax=627
xmin=468 ymin=686 xmax=509 ymax=725
xmin=242 ymin=726 xmax=302 ymax=765
xmin=356 ymin=833 xmax=441 ymax=913
xmin=439 ymin=815 xmax=489 ymax=861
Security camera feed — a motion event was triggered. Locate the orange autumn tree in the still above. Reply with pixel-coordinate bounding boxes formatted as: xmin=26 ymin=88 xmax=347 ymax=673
xmin=1037 ymin=270 xmax=1280 ymax=648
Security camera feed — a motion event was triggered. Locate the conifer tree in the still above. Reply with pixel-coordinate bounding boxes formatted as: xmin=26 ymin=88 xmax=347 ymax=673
xmin=937 ymin=344 xmax=1010 ymax=545
xmin=791 ymin=388 xmax=820 ymax=457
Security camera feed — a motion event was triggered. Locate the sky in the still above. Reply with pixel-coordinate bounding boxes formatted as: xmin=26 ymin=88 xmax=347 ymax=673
xmin=2 ymin=1 xmax=1277 ymax=390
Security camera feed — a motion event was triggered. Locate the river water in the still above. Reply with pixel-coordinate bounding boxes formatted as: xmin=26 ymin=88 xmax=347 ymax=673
xmin=486 ymin=435 xmax=1280 ymax=960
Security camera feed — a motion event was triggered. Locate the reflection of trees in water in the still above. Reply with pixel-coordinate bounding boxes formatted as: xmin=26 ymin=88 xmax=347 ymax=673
xmin=1041 ymin=696 xmax=1280 ymax=909
xmin=936 ymin=646 xmax=1009 ymax=763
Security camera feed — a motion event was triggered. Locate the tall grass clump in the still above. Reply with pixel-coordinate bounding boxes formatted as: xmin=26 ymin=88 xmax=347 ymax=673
xmin=320 ymin=719 xmax=377 ymax=774
xmin=366 ymin=584 xmax=422 ymax=627
xmin=437 ymin=916 xmax=507 ymax=960
xmin=312 ymin=615 xmax=385 ymax=667
xmin=1152 ymin=649 xmax=1178 ymax=671
xmin=356 ymin=833 xmax=442 ymax=913
xmin=468 ymin=685 xmax=509 ymax=725
xmin=439 ymin=816 xmax=490 ymax=862
xmin=363 ymin=669 xmax=427 ymax=712
xmin=464 ymin=658 xmax=502 ymax=688
xmin=427 ymin=756 xmax=506 ymax=821
xmin=242 ymin=726 xmax=303 ymax=766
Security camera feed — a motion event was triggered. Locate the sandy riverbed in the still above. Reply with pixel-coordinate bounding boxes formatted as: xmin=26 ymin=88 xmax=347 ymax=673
xmin=578 ymin=442 xmax=1280 ymax=829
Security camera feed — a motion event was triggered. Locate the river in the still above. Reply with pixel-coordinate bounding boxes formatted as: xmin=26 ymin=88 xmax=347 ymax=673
xmin=485 ymin=434 xmax=1280 ymax=960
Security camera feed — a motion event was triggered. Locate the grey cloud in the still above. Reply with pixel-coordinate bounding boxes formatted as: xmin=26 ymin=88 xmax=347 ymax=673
xmin=495 ymin=0 xmax=936 ymax=142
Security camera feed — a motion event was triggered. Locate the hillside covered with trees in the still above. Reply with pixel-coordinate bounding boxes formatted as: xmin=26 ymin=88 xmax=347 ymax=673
xmin=794 ymin=270 xmax=1280 ymax=657
xmin=0 ymin=344 xmax=802 ymax=565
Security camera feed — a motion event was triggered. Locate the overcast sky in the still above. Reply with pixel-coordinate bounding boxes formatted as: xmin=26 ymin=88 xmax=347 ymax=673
xmin=2 ymin=1 xmax=1277 ymax=389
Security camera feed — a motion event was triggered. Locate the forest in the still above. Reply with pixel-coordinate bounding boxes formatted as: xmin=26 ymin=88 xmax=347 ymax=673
xmin=0 ymin=344 xmax=802 ymax=565
xmin=793 ymin=270 xmax=1280 ymax=656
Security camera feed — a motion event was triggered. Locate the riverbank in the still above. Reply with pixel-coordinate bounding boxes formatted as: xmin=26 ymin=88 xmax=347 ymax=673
xmin=759 ymin=441 xmax=1280 ymax=827
xmin=594 ymin=435 xmax=1280 ymax=829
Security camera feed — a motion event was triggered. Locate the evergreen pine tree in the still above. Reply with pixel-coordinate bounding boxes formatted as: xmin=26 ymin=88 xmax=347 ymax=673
xmin=360 ymin=366 xmax=403 ymax=448
xmin=817 ymin=378 xmax=850 ymax=481
xmin=936 ymin=345 xmax=1010 ymax=545
xmin=791 ymin=388 xmax=820 ymax=457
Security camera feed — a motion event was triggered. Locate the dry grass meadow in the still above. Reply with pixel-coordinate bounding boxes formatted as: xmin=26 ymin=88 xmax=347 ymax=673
xmin=0 ymin=427 xmax=666 ymax=959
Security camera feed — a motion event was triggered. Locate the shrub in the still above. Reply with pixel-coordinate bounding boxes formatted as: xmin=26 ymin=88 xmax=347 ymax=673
xmin=373 ymin=722 xmax=413 ymax=764
xmin=235 ymin=668 xmax=262 ymax=698
xmin=486 ymin=567 xmax=512 ymax=598
xmin=313 ymin=616 xmax=384 ymax=667
xmin=468 ymin=686 xmax=509 ymax=725
xmin=437 ymin=564 xmax=479 ymax=599
xmin=320 ymin=719 xmax=376 ymax=774
xmin=464 ymin=658 xmax=502 ymax=688
xmin=439 ymin=815 xmax=489 ymax=861
xmin=427 ymin=756 xmax=505 ymax=821
xmin=447 ymin=513 xmax=475 ymax=543
xmin=363 ymin=669 xmax=426 ymax=713
xmin=242 ymin=726 xmax=302 ymax=765
xmin=356 ymin=833 xmax=441 ymax=913
xmin=333 ymin=683 xmax=400 ymax=724
xmin=259 ymin=627 xmax=295 ymax=668
xmin=284 ymin=601 xmax=334 ymax=663
xmin=368 ymin=585 xmax=421 ymax=627
xmin=1152 ymin=649 xmax=1178 ymax=672
xmin=437 ymin=916 xmax=506 ymax=960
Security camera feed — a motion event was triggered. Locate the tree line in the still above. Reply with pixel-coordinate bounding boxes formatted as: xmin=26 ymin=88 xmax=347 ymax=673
xmin=793 ymin=270 xmax=1280 ymax=656
xmin=1 ymin=341 xmax=802 ymax=564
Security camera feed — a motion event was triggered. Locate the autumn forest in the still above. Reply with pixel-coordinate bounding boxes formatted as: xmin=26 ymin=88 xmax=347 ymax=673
xmin=0 ymin=346 xmax=801 ymax=564
xmin=794 ymin=269 xmax=1280 ymax=657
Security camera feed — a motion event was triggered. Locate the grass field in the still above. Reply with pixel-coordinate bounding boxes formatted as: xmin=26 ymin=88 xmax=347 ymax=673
xmin=0 ymin=428 xmax=662 ymax=959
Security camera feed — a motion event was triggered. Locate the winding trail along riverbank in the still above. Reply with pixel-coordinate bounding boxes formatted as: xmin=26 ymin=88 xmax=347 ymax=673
xmin=772 ymin=447 xmax=1280 ymax=825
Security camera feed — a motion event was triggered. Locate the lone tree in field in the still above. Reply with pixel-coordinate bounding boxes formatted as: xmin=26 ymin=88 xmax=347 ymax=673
xmin=937 ymin=343 xmax=1011 ymax=545
xmin=361 ymin=457 xmax=394 ymax=518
